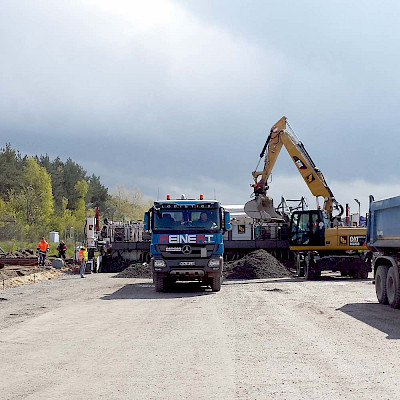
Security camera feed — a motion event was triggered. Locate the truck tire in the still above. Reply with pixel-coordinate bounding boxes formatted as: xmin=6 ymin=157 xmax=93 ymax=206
xmin=154 ymin=273 xmax=165 ymax=292
xmin=210 ymin=275 xmax=221 ymax=292
xmin=375 ymin=265 xmax=389 ymax=304
xmin=304 ymin=255 xmax=317 ymax=280
xmin=313 ymin=269 xmax=321 ymax=280
xmin=304 ymin=262 xmax=314 ymax=280
xmin=386 ymin=266 xmax=400 ymax=308
xmin=296 ymin=255 xmax=304 ymax=277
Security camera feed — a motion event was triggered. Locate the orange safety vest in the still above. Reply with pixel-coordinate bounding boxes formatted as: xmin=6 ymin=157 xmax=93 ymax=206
xmin=79 ymin=248 xmax=88 ymax=261
xmin=37 ymin=240 xmax=49 ymax=252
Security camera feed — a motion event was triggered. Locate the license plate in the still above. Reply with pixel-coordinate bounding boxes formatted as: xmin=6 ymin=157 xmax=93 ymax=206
xmin=179 ymin=261 xmax=195 ymax=266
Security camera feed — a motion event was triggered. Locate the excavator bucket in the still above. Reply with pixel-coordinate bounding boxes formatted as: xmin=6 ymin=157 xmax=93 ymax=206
xmin=244 ymin=195 xmax=283 ymax=220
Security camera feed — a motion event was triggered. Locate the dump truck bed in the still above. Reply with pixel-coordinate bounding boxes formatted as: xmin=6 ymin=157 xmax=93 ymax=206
xmin=367 ymin=195 xmax=400 ymax=251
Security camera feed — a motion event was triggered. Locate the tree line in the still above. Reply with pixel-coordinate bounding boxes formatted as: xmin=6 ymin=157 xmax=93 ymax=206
xmin=0 ymin=144 xmax=152 ymax=241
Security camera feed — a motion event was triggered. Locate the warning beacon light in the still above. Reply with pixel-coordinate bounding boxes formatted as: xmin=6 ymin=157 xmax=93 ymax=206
xmin=166 ymin=194 xmax=171 ymax=200
xmin=200 ymin=194 xmax=204 ymax=200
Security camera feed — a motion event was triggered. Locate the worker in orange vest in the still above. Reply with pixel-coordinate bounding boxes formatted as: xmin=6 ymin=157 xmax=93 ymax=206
xmin=78 ymin=245 xmax=88 ymax=278
xmin=37 ymin=237 xmax=50 ymax=266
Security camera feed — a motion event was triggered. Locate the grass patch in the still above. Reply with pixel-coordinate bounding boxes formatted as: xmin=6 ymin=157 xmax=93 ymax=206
xmin=0 ymin=240 xmax=76 ymax=258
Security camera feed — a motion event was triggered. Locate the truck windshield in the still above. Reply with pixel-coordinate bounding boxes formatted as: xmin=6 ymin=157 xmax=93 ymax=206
xmin=154 ymin=209 xmax=220 ymax=231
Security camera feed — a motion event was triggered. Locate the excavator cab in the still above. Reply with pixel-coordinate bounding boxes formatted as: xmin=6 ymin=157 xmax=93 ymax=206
xmin=289 ymin=210 xmax=329 ymax=247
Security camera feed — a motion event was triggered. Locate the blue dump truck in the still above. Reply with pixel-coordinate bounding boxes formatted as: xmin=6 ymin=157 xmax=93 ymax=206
xmin=144 ymin=196 xmax=231 ymax=292
xmin=367 ymin=195 xmax=400 ymax=308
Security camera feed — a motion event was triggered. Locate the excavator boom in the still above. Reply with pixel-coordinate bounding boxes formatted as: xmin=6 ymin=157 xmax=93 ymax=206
xmin=246 ymin=116 xmax=343 ymax=220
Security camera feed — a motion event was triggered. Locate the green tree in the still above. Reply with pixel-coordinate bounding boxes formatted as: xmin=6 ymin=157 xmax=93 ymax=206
xmin=36 ymin=155 xmax=66 ymax=212
xmin=106 ymin=186 xmax=152 ymax=221
xmin=0 ymin=143 xmax=24 ymax=197
xmin=17 ymin=157 xmax=54 ymax=227
xmin=73 ymin=179 xmax=89 ymax=223
xmin=86 ymin=174 xmax=109 ymax=211
xmin=63 ymin=158 xmax=87 ymax=210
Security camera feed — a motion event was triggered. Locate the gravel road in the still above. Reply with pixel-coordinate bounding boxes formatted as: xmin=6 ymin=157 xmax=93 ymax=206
xmin=1 ymin=272 xmax=400 ymax=399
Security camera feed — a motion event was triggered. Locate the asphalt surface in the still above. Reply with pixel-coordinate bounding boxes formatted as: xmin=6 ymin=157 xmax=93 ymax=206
xmin=1 ymin=272 xmax=400 ymax=399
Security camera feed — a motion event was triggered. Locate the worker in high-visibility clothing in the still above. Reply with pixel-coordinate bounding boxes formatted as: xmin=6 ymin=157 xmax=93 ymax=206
xmin=78 ymin=245 xmax=88 ymax=278
xmin=37 ymin=237 xmax=50 ymax=266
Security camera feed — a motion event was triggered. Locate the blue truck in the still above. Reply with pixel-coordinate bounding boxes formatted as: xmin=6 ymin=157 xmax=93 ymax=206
xmin=144 ymin=196 xmax=231 ymax=292
xmin=367 ymin=195 xmax=400 ymax=308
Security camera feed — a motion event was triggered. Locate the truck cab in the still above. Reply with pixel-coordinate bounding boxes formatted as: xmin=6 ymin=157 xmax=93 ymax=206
xmin=144 ymin=198 xmax=231 ymax=292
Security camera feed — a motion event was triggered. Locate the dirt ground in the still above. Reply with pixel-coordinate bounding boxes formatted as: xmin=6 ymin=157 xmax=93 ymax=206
xmin=1 ymin=266 xmax=400 ymax=399
xmin=0 ymin=249 xmax=77 ymax=289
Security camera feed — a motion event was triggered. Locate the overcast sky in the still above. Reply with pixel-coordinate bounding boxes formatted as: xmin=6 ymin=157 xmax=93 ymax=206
xmin=1 ymin=0 xmax=400 ymax=214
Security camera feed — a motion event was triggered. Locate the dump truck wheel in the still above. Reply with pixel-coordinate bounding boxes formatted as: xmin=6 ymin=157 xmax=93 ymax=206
xmin=386 ymin=266 xmax=400 ymax=308
xmin=210 ymin=275 xmax=221 ymax=292
xmin=154 ymin=273 xmax=165 ymax=292
xmin=375 ymin=265 xmax=389 ymax=304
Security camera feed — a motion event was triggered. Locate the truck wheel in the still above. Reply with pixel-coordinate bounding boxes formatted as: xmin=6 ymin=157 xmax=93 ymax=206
xmin=304 ymin=255 xmax=316 ymax=280
xmin=386 ymin=266 xmax=400 ymax=308
xmin=313 ymin=269 xmax=321 ymax=280
xmin=304 ymin=262 xmax=314 ymax=280
xmin=375 ymin=265 xmax=389 ymax=304
xmin=154 ymin=273 xmax=165 ymax=292
xmin=210 ymin=275 xmax=221 ymax=292
xmin=296 ymin=255 xmax=304 ymax=277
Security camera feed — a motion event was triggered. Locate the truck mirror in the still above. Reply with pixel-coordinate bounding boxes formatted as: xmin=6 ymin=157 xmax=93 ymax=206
xmin=144 ymin=212 xmax=150 ymax=231
xmin=224 ymin=211 xmax=231 ymax=231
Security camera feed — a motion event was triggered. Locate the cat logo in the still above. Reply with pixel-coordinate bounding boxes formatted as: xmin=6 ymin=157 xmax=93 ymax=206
xmin=293 ymin=156 xmax=307 ymax=170
xmin=306 ymin=174 xmax=315 ymax=183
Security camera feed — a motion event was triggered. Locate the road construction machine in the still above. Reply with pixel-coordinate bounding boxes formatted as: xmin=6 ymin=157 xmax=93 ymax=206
xmin=245 ymin=116 xmax=370 ymax=279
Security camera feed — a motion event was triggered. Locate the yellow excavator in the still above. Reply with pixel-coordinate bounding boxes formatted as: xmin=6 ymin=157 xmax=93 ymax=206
xmin=245 ymin=116 xmax=370 ymax=279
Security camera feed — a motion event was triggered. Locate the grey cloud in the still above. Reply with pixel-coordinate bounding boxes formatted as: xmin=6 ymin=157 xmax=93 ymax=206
xmin=1 ymin=0 xmax=400 ymax=209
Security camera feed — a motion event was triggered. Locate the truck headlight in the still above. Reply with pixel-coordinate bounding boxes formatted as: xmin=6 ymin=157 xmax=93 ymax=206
xmin=154 ymin=259 xmax=166 ymax=268
xmin=208 ymin=258 xmax=221 ymax=268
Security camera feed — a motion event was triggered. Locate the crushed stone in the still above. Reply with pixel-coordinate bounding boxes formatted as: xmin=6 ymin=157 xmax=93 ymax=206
xmin=224 ymin=249 xmax=293 ymax=279
xmin=114 ymin=263 xmax=152 ymax=278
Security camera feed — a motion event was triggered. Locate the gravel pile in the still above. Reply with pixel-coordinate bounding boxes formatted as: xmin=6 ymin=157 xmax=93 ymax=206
xmin=113 ymin=262 xmax=152 ymax=278
xmin=224 ymin=249 xmax=293 ymax=279
xmin=5 ymin=248 xmax=35 ymax=258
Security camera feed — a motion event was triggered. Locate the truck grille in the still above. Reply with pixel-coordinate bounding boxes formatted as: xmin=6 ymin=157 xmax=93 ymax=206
xmin=156 ymin=244 xmax=216 ymax=258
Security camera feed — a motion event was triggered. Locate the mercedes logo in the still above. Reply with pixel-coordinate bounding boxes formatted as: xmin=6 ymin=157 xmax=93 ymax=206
xmin=182 ymin=245 xmax=192 ymax=255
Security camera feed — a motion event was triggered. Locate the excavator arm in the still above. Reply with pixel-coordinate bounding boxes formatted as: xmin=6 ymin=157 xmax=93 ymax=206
xmin=247 ymin=116 xmax=343 ymax=220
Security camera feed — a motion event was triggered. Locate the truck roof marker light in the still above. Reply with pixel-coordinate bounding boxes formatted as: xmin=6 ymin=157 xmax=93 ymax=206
xmin=166 ymin=194 xmax=170 ymax=200
xmin=200 ymin=194 xmax=204 ymax=200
